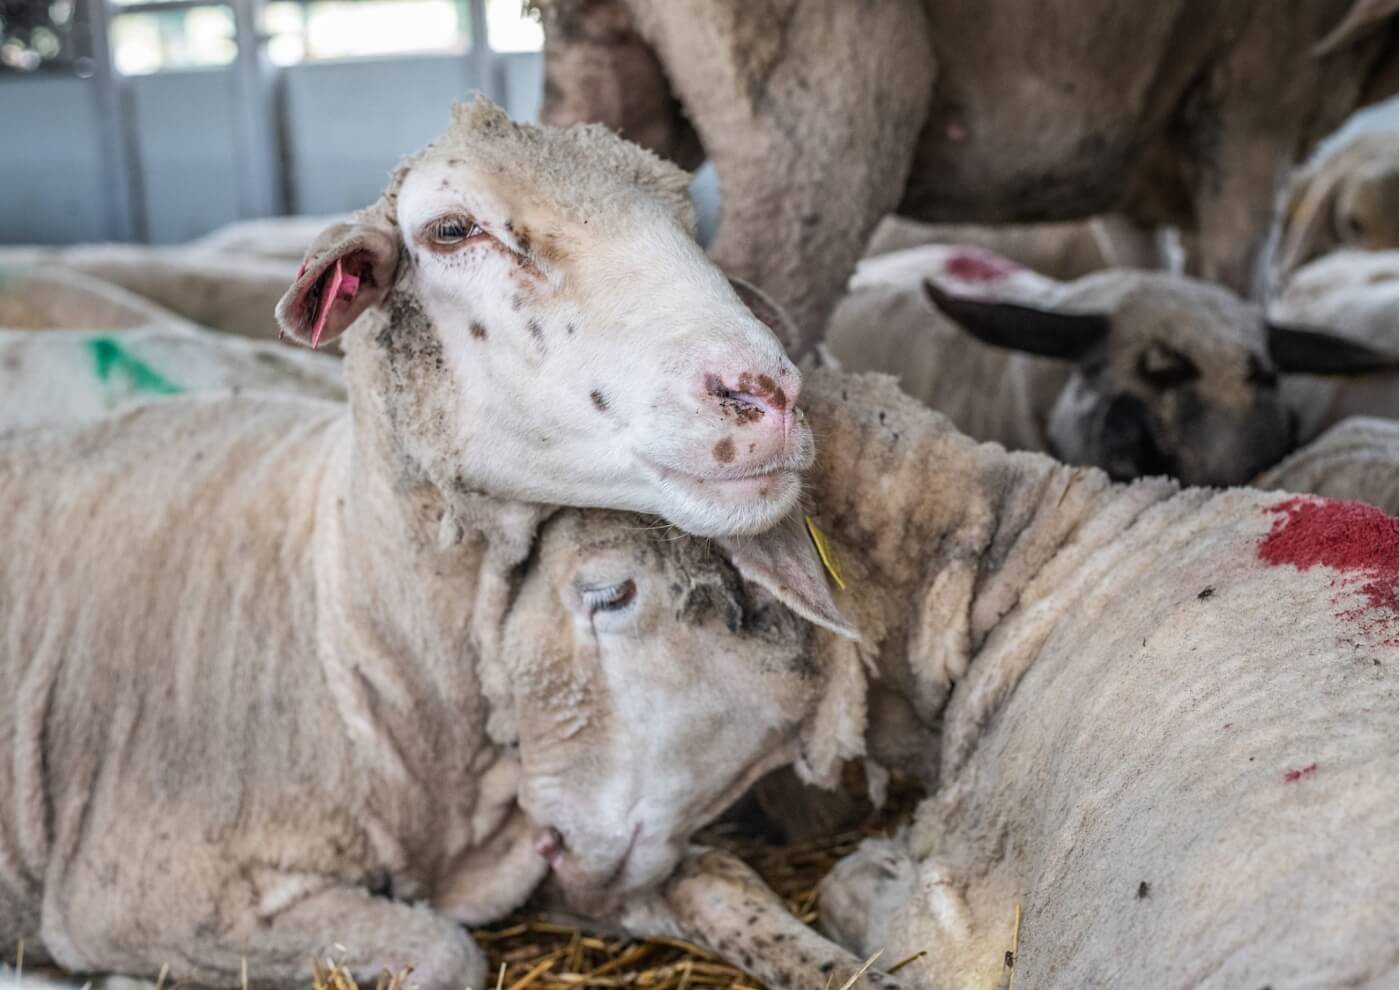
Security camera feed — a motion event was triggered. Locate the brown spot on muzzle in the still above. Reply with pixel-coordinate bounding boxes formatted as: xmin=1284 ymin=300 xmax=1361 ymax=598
xmin=590 ymin=388 xmax=609 ymax=412
xmin=713 ymin=437 xmax=736 ymax=463
xmin=737 ymin=372 xmax=787 ymax=411
xmin=469 ymin=321 xmax=488 ymax=340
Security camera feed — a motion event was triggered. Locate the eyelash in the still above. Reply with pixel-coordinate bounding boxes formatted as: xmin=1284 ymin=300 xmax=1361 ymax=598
xmin=425 ymin=215 xmax=485 ymax=246
xmin=582 ymin=580 xmax=636 ymax=614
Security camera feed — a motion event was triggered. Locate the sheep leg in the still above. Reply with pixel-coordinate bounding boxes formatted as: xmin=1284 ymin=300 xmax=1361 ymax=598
xmin=627 ymin=0 xmax=935 ymax=355
xmin=616 ymin=847 xmax=904 ymax=990
xmin=43 ymin=875 xmax=485 ymax=990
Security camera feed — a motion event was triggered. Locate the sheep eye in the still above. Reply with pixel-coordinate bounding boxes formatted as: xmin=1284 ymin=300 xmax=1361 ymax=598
xmin=426 ymin=215 xmax=483 ymax=246
xmin=1137 ymin=343 xmax=1199 ymax=388
xmin=581 ymin=579 xmax=636 ymax=614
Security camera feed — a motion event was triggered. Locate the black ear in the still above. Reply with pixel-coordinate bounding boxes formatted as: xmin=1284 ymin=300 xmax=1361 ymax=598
xmin=923 ymin=281 xmax=1110 ymax=361
xmin=1266 ymin=322 xmax=1400 ymax=376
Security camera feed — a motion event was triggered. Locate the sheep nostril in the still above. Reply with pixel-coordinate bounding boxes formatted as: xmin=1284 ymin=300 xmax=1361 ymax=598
xmin=534 ymin=826 xmax=565 ymax=864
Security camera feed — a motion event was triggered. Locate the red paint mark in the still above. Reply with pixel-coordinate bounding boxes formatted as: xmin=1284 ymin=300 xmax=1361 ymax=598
xmin=1284 ymin=762 xmax=1318 ymax=783
xmin=1258 ymin=497 xmax=1398 ymax=640
xmin=945 ymin=251 xmax=1017 ymax=283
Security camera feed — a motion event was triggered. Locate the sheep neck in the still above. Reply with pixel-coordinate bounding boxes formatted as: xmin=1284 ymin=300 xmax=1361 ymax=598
xmin=799 ymin=370 xmax=1167 ymax=783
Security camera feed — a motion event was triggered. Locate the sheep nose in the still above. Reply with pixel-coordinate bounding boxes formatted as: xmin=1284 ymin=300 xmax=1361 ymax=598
xmin=534 ymin=826 xmax=565 ymax=865
xmin=703 ymin=370 xmax=801 ymax=438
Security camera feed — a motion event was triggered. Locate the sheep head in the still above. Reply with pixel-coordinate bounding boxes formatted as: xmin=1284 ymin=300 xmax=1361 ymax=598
xmin=277 ymin=98 xmax=809 ymax=538
xmin=922 ymin=253 xmax=1396 ymax=486
xmin=494 ymin=509 xmax=865 ymax=912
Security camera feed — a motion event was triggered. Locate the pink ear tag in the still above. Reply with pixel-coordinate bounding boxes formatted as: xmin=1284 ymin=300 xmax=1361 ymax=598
xmin=309 ymin=258 xmax=361 ymax=349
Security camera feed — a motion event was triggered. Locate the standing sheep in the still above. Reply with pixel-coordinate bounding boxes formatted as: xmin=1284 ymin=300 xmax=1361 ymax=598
xmin=534 ymin=0 xmax=1397 ymax=349
xmin=823 ymin=245 xmax=1396 ymax=486
xmin=628 ymin=370 xmax=1394 ymax=987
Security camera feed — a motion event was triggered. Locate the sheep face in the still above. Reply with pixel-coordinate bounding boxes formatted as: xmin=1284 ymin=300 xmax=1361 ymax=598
xmin=1042 ymin=280 xmax=1296 ymax=486
xmin=928 ymin=271 xmax=1395 ymax=486
xmin=278 ymin=99 xmax=810 ymax=538
xmin=500 ymin=509 xmax=860 ymax=911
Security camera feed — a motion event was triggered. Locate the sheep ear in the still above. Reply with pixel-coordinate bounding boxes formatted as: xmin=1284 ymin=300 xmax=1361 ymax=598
xmin=1267 ymin=322 xmax=1400 ymax=375
xmin=728 ymin=275 xmax=800 ymax=352
xmin=923 ymin=280 xmax=1110 ymax=361
xmin=277 ymin=215 xmax=399 ymax=348
xmin=717 ymin=513 xmax=859 ymax=640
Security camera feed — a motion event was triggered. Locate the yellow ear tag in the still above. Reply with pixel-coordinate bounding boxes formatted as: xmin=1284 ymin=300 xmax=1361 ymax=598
xmin=804 ymin=516 xmax=847 ymax=590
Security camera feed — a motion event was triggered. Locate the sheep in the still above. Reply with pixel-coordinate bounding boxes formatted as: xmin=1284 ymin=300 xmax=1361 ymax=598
xmin=681 ymin=369 xmax=1392 ymax=988
xmin=0 ymin=246 xmax=295 ymax=342
xmin=0 ymin=406 xmax=878 ymax=988
xmin=0 ymin=97 xmax=896 ymax=989
xmin=863 ymin=214 xmax=1164 ymax=281
xmin=0 ymin=266 xmax=200 ymax=334
xmin=0 ymin=328 xmax=345 ymax=430
xmin=1271 ymin=127 xmax=1399 ymax=285
xmin=533 ymin=0 xmax=1397 ymax=349
xmin=1253 ymin=416 xmax=1399 ymax=514
xmin=823 ymin=244 xmax=1397 ymax=486
xmin=1272 ymin=248 xmax=1400 ymax=444
xmin=188 ymin=213 xmax=345 ymax=262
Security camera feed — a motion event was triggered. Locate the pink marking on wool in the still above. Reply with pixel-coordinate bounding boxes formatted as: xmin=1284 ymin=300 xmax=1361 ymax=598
xmin=944 ymin=251 xmax=1018 ymax=283
xmin=1284 ymin=762 xmax=1318 ymax=783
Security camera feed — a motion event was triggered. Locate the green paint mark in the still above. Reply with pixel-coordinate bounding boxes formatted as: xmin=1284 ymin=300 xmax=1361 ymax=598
xmin=86 ymin=337 xmax=183 ymax=396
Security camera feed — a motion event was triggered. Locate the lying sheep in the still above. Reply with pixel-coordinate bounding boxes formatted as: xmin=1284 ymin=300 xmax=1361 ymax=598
xmin=1272 ymin=128 xmax=1399 ymax=285
xmin=0 ymin=415 xmax=872 ymax=988
xmin=188 ymin=213 xmax=344 ymax=261
xmin=696 ymin=370 xmax=1393 ymax=988
xmin=863 ymin=214 xmax=1163 ymax=280
xmin=0 ymin=266 xmax=200 ymax=334
xmin=1273 ymin=248 xmax=1400 ymax=444
xmin=0 ymin=96 xmax=888 ymax=989
xmin=1254 ymin=416 xmax=1399 ymax=514
xmin=0 ymin=328 xmax=345 ymax=430
xmin=824 ymin=244 xmax=1397 ymax=486
xmin=3 ymin=246 xmax=295 ymax=342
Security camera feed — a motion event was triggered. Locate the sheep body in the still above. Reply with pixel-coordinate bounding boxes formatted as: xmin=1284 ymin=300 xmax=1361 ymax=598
xmin=775 ymin=370 xmax=1397 ymax=988
xmin=0 ymin=329 xmax=344 ymax=430
xmin=1253 ymin=415 xmax=1398 ymax=514
xmin=1274 ymin=248 xmax=1399 ymax=443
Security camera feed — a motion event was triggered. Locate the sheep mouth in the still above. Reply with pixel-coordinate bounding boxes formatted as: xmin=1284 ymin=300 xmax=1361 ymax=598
xmin=638 ymin=451 xmax=811 ymax=489
xmin=551 ymin=823 xmax=644 ymax=906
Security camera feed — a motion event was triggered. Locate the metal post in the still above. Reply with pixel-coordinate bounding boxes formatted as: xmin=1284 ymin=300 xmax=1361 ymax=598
xmin=229 ymin=0 xmax=283 ymax=217
xmin=466 ymin=0 xmax=491 ymax=99
xmin=87 ymin=0 xmax=138 ymax=240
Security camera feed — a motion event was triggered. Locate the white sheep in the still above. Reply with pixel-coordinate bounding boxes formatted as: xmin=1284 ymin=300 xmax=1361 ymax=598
xmin=1273 ymin=248 xmax=1400 ymax=445
xmin=1271 ymin=128 xmax=1399 ymax=286
xmin=0 ymin=246 xmax=295 ymax=342
xmin=658 ymin=369 xmax=1394 ymax=988
xmin=823 ymin=244 xmax=1397 ymax=487
xmin=0 ymin=328 xmax=345 ymax=430
xmin=0 ymin=266 xmax=201 ymax=334
xmin=0 ymin=98 xmax=889 ymax=990
xmin=1253 ymin=415 xmax=1398 ymax=514
xmin=0 ymin=418 xmax=872 ymax=988
xmin=863 ymin=214 xmax=1164 ymax=280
